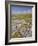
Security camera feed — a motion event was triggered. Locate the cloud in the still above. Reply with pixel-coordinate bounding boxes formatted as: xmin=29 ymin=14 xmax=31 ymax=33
xmin=11 ymin=10 xmax=32 ymax=15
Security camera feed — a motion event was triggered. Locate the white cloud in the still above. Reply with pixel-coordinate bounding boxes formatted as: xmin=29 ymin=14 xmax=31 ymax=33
xmin=11 ymin=10 xmax=32 ymax=15
xmin=27 ymin=10 xmax=32 ymax=13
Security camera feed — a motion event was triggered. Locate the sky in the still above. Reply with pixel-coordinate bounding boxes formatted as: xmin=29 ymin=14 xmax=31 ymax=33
xmin=10 ymin=5 xmax=32 ymax=15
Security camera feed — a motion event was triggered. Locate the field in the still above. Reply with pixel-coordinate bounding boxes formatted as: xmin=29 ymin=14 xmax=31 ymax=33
xmin=10 ymin=14 xmax=32 ymax=38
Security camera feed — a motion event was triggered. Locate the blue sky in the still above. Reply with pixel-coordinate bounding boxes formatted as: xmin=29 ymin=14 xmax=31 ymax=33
xmin=11 ymin=5 xmax=32 ymax=14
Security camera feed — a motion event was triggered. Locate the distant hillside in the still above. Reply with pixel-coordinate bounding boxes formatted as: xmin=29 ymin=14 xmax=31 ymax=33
xmin=11 ymin=14 xmax=32 ymax=20
xmin=11 ymin=13 xmax=32 ymax=15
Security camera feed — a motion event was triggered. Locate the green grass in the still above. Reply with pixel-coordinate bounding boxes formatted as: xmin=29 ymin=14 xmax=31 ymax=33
xmin=11 ymin=14 xmax=32 ymax=24
xmin=11 ymin=14 xmax=32 ymax=20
